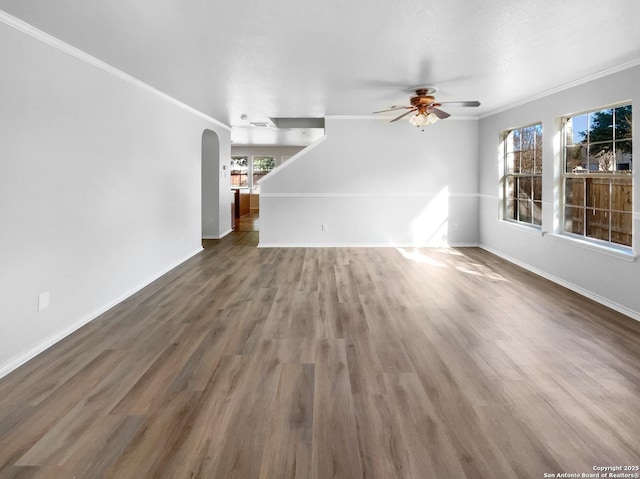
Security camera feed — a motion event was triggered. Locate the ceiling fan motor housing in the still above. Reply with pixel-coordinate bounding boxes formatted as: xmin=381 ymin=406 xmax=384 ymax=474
xmin=410 ymin=94 xmax=440 ymax=114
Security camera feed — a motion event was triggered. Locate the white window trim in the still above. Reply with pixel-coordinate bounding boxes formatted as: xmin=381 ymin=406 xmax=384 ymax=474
xmin=501 ymin=122 xmax=543 ymax=228
xmin=547 ymin=232 xmax=636 ymax=262
xmin=560 ymin=102 xmax=633 ymax=253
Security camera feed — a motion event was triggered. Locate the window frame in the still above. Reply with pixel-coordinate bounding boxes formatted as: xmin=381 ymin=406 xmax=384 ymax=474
xmin=230 ymin=155 xmax=249 ymax=188
xmin=251 ymin=155 xmax=276 ymax=190
xmin=502 ymin=122 xmax=543 ymax=228
xmin=561 ymin=103 xmax=633 ymax=250
xmin=230 ymin=155 xmax=277 ymax=191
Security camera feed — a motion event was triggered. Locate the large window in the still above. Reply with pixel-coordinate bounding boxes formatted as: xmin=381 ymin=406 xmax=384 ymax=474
xmin=230 ymin=156 xmax=248 ymax=187
xmin=563 ymin=104 xmax=633 ymax=248
xmin=503 ymin=123 xmax=543 ymax=226
xmin=230 ymin=155 xmax=276 ymax=191
xmin=252 ymin=156 xmax=276 ymax=188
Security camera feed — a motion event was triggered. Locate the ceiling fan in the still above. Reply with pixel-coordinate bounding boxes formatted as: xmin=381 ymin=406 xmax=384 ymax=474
xmin=373 ymin=87 xmax=480 ymax=127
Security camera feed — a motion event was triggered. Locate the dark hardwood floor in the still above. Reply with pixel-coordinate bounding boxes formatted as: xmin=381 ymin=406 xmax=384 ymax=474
xmin=1 ymin=232 xmax=639 ymax=478
xmin=235 ymin=211 xmax=259 ymax=232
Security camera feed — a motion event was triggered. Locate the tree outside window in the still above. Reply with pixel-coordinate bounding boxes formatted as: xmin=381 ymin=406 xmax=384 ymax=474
xmin=563 ymin=104 xmax=632 ymax=247
xmin=230 ymin=156 xmax=248 ymax=187
xmin=503 ymin=123 xmax=543 ymax=226
xmin=252 ymin=156 xmax=276 ymax=188
xmin=230 ymin=155 xmax=276 ymax=191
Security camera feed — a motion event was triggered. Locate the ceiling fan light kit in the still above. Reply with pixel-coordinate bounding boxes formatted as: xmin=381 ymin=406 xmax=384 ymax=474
xmin=409 ymin=111 xmax=439 ymax=127
xmin=373 ymin=86 xmax=481 ymax=129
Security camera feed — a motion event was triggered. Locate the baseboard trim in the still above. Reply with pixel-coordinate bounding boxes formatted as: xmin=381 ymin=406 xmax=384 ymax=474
xmin=480 ymin=245 xmax=640 ymax=323
xmin=0 ymin=247 xmax=204 ymax=380
xmin=202 ymin=229 xmax=233 ymax=240
xmin=258 ymin=242 xmax=480 ymax=248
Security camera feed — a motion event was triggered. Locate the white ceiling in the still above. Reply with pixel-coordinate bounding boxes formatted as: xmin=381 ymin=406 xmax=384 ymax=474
xmin=2 ymin=0 xmax=640 ymax=145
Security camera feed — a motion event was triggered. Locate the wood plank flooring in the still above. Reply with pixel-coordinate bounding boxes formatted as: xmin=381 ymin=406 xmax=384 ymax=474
xmin=1 ymin=232 xmax=639 ymax=478
xmin=235 ymin=212 xmax=259 ymax=232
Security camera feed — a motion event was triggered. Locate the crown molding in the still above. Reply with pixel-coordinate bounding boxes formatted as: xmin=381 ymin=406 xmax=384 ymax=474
xmin=481 ymin=58 xmax=640 ymax=119
xmin=324 ymin=115 xmax=479 ymax=121
xmin=0 ymin=10 xmax=231 ymax=131
xmin=258 ymin=242 xmax=480 ymax=248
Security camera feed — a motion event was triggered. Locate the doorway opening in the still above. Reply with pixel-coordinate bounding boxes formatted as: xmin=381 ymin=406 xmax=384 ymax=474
xmin=230 ymin=155 xmax=276 ymax=232
xmin=201 ymin=129 xmax=223 ymax=240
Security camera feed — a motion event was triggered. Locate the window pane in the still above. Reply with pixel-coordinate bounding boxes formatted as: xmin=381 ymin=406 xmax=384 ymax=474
xmin=614 ymin=105 xmax=632 ymax=140
xmin=521 ymin=126 xmax=536 ymax=150
xmin=586 ymin=208 xmax=609 ymax=242
xmin=566 ymin=145 xmax=587 ymax=172
xmin=521 ymin=150 xmax=534 ymax=173
xmin=535 ymin=123 xmax=543 ymax=144
xmin=230 ymin=156 xmax=249 ymax=187
xmin=564 ymin=206 xmax=584 ymax=235
xmin=611 ymin=212 xmax=632 ymax=246
xmin=586 ymin=178 xmax=610 ymax=209
xmin=518 ymin=199 xmax=532 ymax=223
xmin=534 ymin=145 xmax=542 ymax=173
xmin=532 ymin=124 xmax=542 ymax=173
xmin=506 ymin=152 xmax=519 ymax=174
xmin=508 ymin=129 xmax=521 ymax=152
xmin=611 ymin=178 xmax=632 ymax=212
xmin=513 ymin=152 xmax=521 ymax=173
xmin=505 ymin=198 xmax=516 ymax=221
xmin=503 ymin=123 xmax=542 ymax=227
xmin=506 ymin=176 xmax=516 ymax=199
xmin=565 ymin=178 xmax=583 ymax=206
xmin=562 ymin=104 xmax=631 ymax=248
xmin=566 ymin=114 xmax=588 ymax=146
xmin=252 ymin=156 xmax=276 ymax=186
xmin=589 ymin=142 xmax=614 ymax=172
xmin=588 ymin=109 xmax=614 ymax=142
xmin=532 ymin=176 xmax=542 ymax=201
xmin=517 ymin=177 xmax=531 ymax=200
xmin=533 ymin=201 xmax=542 ymax=226
xmin=615 ymin=140 xmax=633 ymax=171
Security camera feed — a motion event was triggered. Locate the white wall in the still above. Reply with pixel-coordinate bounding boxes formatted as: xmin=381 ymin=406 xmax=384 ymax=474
xmin=0 ymin=18 xmax=231 ymax=376
xmin=231 ymin=145 xmax=305 ymax=167
xmin=203 ymin=130 xmax=233 ymax=237
xmin=478 ymin=65 xmax=640 ymax=320
xmin=259 ymin=117 xmax=479 ymax=246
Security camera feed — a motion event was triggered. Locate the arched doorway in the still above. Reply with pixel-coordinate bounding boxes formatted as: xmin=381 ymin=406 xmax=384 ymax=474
xmin=201 ymin=129 xmax=220 ymax=239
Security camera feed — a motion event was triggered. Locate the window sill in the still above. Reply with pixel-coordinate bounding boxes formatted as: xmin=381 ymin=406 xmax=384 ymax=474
xmin=500 ymin=220 xmax=543 ymax=235
xmin=546 ymin=233 xmax=636 ymax=262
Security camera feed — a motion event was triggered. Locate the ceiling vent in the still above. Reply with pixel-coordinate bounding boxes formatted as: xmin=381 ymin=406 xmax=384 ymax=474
xmin=250 ymin=119 xmax=276 ymax=128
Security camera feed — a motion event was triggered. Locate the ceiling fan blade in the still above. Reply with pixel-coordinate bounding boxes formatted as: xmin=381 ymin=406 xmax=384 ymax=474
xmin=390 ymin=109 xmax=416 ymax=122
xmin=431 ymin=108 xmax=451 ymax=119
xmin=372 ymin=106 xmax=411 ymax=114
xmin=437 ymin=101 xmax=481 ymax=107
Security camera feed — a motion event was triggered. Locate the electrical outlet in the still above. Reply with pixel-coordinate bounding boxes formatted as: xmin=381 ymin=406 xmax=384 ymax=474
xmin=38 ymin=292 xmax=50 ymax=311
xmin=322 ymin=224 xmax=328 ymax=231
